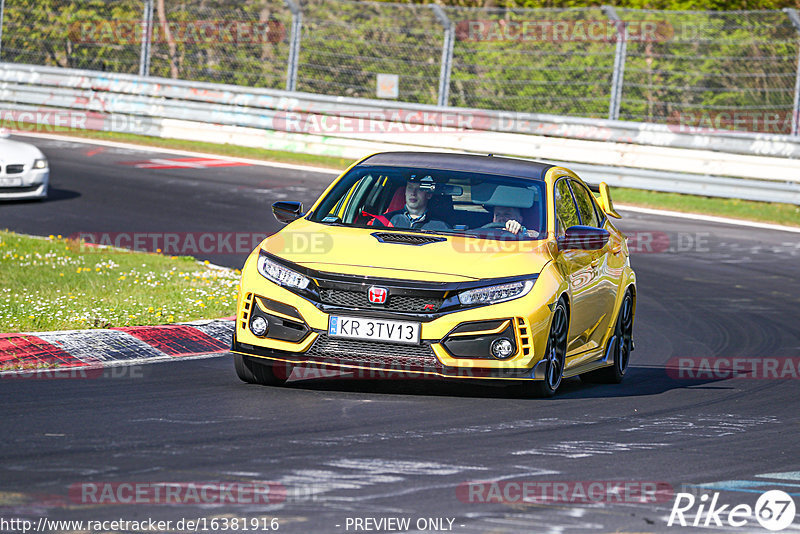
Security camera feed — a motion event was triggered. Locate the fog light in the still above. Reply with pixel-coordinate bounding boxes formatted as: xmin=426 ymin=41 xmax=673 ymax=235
xmin=250 ymin=316 xmax=268 ymax=337
xmin=491 ymin=338 xmax=514 ymax=360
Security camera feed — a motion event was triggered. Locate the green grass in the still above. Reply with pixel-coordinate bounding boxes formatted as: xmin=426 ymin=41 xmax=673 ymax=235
xmin=0 ymin=231 xmax=240 ymax=333
xmin=41 ymin=129 xmax=800 ymax=228
xmin=612 ymin=187 xmax=800 ymax=228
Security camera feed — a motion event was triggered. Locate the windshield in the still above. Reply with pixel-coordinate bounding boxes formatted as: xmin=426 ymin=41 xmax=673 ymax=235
xmin=308 ymin=166 xmax=546 ymax=240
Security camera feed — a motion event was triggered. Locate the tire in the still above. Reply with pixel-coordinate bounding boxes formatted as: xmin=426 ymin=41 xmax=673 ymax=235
xmin=581 ymin=290 xmax=634 ymax=384
xmin=531 ymin=299 xmax=569 ymax=397
xmin=234 ymin=354 xmax=289 ymax=386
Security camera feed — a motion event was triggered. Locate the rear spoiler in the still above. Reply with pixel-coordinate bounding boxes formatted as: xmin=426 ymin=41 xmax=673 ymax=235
xmin=597 ymin=182 xmax=621 ymax=219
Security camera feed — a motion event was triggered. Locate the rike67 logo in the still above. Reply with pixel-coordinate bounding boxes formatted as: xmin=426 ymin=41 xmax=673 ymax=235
xmin=668 ymin=490 xmax=795 ymax=531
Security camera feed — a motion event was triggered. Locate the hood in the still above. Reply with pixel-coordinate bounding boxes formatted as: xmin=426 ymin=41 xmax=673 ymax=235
xmin=260 ymin=219 xmax=554 ymax=282
xmin=0 ymin=138 xmax=45 ymax=162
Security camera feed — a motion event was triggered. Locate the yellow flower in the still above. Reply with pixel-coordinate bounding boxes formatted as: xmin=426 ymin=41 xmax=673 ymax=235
xmin=147 ymin=307 xmax=154 ymax=313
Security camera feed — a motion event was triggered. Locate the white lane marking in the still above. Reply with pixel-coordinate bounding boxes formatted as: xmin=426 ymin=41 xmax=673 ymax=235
xmin=12 ymin=132 xmax=341 ymax=175
xmin=617 ymin=204 xmax=800 ymax=234
xmin=619 ymin=414 xmax=779 ymax=438
xmin=16 ymin=132 xmax=800 ymax=233
xmin=756 ymin=472 xmax=800 ymax=481
xmin=512 ymin=441 xmax=667 ymax=459
xmin=326 ymin=459 xmax=485 ymax=476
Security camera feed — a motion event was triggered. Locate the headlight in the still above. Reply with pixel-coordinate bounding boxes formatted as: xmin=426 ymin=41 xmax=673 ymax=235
xmin=458 ymin=280 xmax=534 ymax=306
xmin=256 ymin=254 xmax=309 ymax=290
xmin=33 ymin=158 xmax=48 ymax=169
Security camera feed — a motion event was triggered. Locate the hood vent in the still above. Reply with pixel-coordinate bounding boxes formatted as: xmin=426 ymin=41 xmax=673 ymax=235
xmin=371 ymin=232 xmax=447 ymax=246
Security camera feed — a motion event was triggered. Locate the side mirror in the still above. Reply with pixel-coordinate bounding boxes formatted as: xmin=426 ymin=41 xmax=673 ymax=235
xmin=272 ymin=201 xmax=304 ymax=224
xmin=558 ymin=226 xmax=609 ymax=251
xmin=598 ymin=182 xmax=621 ymax=219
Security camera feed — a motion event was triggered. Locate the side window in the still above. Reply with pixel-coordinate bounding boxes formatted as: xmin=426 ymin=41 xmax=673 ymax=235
xmin=554 ymin=179 xmax=580 ymax=236
xmin=569 ymin=180 xmax=600 ymax=228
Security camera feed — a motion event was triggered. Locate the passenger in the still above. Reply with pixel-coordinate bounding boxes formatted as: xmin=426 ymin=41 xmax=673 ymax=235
xmin=382 ymin=176 xmax=450 ymax=230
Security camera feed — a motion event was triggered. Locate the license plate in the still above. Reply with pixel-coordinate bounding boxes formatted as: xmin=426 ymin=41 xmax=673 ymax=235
xmin=328 ymin=316 xmax=420 ymax=344
xmin=0 ymin=178 xmax=22 ymax=187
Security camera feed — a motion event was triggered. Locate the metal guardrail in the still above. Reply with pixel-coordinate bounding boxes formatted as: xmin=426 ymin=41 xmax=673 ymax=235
xmin=2 ymin=63 xmax=800 ymax=205
xmin=4 ymin=63 xmax=800 ymax=161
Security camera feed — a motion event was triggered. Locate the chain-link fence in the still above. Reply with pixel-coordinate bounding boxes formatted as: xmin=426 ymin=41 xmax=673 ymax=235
xmin=1 ymin=0 xmax=799 ymax=134
xmin=445 ymin=6 xmax=617 ymax=118
xmin=618 ymin=8 xmax=800 ymax=132
xmin=296 ymin=0 xmax=444 ymax=104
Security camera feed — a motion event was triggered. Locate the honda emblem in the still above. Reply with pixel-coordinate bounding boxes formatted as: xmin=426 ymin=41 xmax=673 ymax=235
xmin=368 ymin=286 xmax=388 ymax=304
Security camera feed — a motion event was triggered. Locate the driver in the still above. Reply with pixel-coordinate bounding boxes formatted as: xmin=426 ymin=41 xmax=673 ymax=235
xmin=383 ymin=176 xmax=450 ymax=230
xmin=483 ymin=205 xmax=539 ymax=238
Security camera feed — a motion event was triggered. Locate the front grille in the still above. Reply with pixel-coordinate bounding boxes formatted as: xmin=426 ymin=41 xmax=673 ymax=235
xmin=0 ymin=185 xmax=39 ymax=193
xmin=5 ymin=164 xmax=24 ymax=174
xmin=372 ymin=232 xmax=446 ymax=245
xmin=304 ymin=334 xmax=442 ymax=370
xmin=318 ymin=288 xmax=443 ymax=313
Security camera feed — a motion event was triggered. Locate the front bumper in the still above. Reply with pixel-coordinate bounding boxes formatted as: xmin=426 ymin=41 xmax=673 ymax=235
xmin=232 ymin=278 xmax=555 ymax=382
xmin=0 ymin=168 xmax=48 ymax=200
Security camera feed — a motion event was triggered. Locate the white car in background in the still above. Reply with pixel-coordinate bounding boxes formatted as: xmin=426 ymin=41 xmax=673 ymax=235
xmin=0 ymin=131 xmax=49 ymax=200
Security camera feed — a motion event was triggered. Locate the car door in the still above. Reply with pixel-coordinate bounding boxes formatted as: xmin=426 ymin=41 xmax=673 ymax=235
xmin=553 ymin=177 xmax=597 ymax=357
xmin=568 ymin=179 xmax=619 ymax=355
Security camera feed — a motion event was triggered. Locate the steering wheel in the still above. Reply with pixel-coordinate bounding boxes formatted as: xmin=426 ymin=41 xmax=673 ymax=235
xmin=467 ymin=222 xmax=519 ymax=238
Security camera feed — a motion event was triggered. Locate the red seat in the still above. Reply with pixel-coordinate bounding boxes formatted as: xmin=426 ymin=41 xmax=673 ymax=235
xmin=366 ymin=186 xmax=406 ymax=227
xmin=385 ymin=186 xmax=405 ymax=213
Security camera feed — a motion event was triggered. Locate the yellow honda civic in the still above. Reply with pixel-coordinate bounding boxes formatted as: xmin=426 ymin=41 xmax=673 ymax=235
xmin=232 ymin=152 xmax=636 ymax=396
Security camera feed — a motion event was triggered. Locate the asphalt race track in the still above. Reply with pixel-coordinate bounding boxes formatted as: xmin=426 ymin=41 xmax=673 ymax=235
xmin=2 ymin=134 xmax=800 ymax=533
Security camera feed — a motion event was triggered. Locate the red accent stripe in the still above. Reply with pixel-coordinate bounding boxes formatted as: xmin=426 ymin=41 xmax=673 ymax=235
xmin=361 ymin=210 xmax=394 ymax=228
xmin=119 ymin=157 xmax=251 ymax=169
xmin=113 ymin=325 xmax=228 ymax=357
xmin=0 ymin=334 xmax=85 ymax=369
